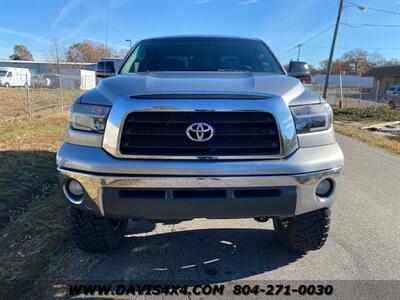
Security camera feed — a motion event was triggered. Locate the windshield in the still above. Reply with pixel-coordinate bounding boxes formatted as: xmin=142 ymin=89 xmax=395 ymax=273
xmin=0 ymin=71 xmax=7 ymax=77
xmin=120 ymin=37 xmax=284 ymax=74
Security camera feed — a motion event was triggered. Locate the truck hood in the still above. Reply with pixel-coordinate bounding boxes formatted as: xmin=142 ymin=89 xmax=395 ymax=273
xmin=81 ymin=72 xmax=320 ymax=106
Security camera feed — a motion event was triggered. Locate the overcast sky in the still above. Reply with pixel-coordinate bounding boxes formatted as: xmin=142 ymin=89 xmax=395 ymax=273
xmin=1 ymin=0 xmax=399 ymax=66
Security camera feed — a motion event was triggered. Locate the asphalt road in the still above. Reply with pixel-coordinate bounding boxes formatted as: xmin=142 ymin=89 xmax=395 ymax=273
xmin=58 ymin=134 xmax=400 ymax=298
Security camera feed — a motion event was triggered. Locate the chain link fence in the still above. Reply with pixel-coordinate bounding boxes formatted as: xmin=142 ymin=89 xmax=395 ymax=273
xmin=309 ymin=84 xmax=388 ymax=108
xmin=0 ymin=70 xmax=95 ymax=121
xmin=0 ymin=72 xmax=391 ymax=122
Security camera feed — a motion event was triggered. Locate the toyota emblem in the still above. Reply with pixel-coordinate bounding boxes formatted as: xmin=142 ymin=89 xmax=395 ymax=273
xmin=186 ymin=123 xmax=214 ymax=142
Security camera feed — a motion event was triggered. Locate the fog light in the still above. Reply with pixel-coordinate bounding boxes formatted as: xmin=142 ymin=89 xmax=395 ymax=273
xmin=316 ymin=179 xmax=333 ymax=197
xmin=67 ymin=180 xmax=84 ymax=197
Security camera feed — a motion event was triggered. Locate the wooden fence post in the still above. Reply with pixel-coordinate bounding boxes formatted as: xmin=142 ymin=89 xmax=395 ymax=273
xmin=375 ymin=80 xmax=380 ymax=108
xmin=26 ymin=74 xmax=31 ymax=120
xmin=59 ymin=74 xmax=63 ymax=112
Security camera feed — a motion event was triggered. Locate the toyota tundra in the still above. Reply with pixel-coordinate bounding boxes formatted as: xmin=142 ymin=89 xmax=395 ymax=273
xmin=57 ymin=36 xmax=344 ymax=253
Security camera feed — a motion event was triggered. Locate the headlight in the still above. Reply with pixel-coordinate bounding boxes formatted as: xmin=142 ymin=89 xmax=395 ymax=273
xmin=68 ymin=102 xmax=111 ymax=133
xmin=290 ymin=103 xmax=333 ymax=133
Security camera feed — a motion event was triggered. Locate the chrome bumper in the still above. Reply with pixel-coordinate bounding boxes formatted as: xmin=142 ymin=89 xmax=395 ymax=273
xmin=58 ymin=166 xmax=341 ymax=218
xmin=57 ymin=142 xmax=343 ymax=218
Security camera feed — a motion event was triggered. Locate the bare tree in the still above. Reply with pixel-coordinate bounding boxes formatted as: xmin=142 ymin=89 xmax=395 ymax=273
xmin=116 ymin=48 xmax=129 ymax=59
xmin=383 ymin=58 xmax=400 ymax=67
xmin=47 ymin=39 xmax=65 ymax=74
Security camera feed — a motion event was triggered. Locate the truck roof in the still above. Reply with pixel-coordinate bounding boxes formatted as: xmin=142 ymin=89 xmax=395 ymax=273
xmin=0 ymin=67 xmax=30 ymax=71
xmin=139 ymin=35 xmax=262 ymax=43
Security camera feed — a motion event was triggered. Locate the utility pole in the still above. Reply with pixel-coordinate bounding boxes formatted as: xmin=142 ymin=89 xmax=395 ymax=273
xmin=105 ymin=1 xmax=110 ymax=57
xmin=296 ymin=44 xmax=303 ymax=61
xmin=323 ymin=0 xmax=344 ymax=99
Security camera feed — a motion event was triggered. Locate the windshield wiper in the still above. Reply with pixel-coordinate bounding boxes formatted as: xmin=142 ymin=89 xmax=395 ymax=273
xmin=216 ymin=69 xmax=246 ymax=72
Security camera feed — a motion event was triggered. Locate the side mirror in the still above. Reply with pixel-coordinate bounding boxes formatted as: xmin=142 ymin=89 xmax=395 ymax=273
xmin=287 ymin=61 xmax=311 ymax=84
xmin=95 ymin=61 xmax=116 ymax=79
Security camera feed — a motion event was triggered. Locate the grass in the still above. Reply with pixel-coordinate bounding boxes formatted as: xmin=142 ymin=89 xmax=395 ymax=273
xmin=0 ymin=87 xmax=82 ymax=120
xmin=333 ymin=107 xmax=400 ymax=123
xmin=0 ymin=189 xmax=70 ymax=299
xmin=0 ymin=114 xmax=66 ymax=224
xmin=0 ymin=113 xmax=73 ymax=299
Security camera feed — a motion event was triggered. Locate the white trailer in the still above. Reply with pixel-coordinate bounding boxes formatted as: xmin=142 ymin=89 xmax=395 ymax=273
xmin=0 ymin=67 xmax=31 ymax=87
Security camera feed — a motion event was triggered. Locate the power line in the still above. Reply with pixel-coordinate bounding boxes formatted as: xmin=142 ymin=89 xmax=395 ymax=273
xmin=273 ymin=20 xmax=400 ymax=57
xmin=341 ymin=22 xmax=400 ymax=28
xmin=301 ymin=25 xmax=336 ymax=45
xmin=303 ymin=45 xmax=400 ymax=50
xmin=279 ymin=2 xmax=400 ymax=56
xmin=277 ymin=24 xmax=335 ymax=55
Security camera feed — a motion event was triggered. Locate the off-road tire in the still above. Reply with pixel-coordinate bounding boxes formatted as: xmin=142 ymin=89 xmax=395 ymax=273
xmin=69 ymin=207 xmax=128 ymax=252
xmin=273 ymin=208 xmax=330 ymax=252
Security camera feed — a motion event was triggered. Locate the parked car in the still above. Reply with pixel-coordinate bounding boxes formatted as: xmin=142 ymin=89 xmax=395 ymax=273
xmin=385 ymin=85 xmax=400 ymax=98
xmin=31 ymin=74 xmax=51 ymax=88
xmin=57 ymin=36 xmax=344 ymax=253
xmin=0 ymin=67 xmax=31 ymax=88
xmin=39 ymin=73 xmax=61 ymax=89
xmin=287 ymin=61 xmax=312 ymax=84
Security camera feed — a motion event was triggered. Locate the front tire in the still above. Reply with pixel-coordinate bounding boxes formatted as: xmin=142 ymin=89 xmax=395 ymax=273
xmin=389 ymin=101 xmax=396 ymax=110
xmin=69 ymin=207 xmax=128 ymax=252
xmin=273 ymin=208 xmax=330 ymax=252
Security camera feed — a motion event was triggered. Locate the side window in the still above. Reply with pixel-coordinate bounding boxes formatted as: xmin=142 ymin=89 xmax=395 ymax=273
xmin=7 ymin=72 xmax=12 ymax=77
xmin=121 ymin=44 xmax=146 ymax=73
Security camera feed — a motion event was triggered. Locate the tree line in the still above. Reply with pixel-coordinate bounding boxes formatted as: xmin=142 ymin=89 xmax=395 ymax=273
xmin=8 ymin=42 xmax=400 ymax=75
xmin=8 ymin=40 xmax=127 ymax=63
xmin=317 ymin=49 xmax=400 ymax=75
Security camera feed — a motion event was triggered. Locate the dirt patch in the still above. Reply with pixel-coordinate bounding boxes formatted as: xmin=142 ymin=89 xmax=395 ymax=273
xmin=334 ymin=123 xmax=400 ymax=155
xmin=332 ymin=107 xmax=400 ymax=154
xmin=366 ymin=123 xmax=400 ymax=143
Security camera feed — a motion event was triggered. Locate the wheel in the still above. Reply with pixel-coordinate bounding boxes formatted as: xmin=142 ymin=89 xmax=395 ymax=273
xmin=389 ymin=101 xmax=396 ymax=110
xmin=69 ymin=207 xmax=128 ymax=252
xmin=273 ymin=208 xmax=330 ymax=252
xmin=4 ymin=82 xmax=10 ymax=88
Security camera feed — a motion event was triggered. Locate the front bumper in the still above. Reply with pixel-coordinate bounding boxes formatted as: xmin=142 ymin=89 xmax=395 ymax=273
xmin=57 ymin=142 xmax=343 ymax=219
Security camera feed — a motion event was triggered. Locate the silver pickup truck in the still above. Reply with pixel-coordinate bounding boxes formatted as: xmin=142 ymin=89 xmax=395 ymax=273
xmin=57 ymin=36 xmax=344 ymax=253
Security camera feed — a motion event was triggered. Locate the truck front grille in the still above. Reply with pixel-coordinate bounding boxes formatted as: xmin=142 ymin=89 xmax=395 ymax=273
xmin=119 ymin=111 xmax=281 ymax=158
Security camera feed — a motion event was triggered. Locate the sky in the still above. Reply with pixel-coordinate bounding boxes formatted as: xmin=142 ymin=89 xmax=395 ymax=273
xmin=0 ymin=0 xmax=399 ymax=66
